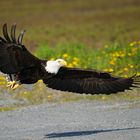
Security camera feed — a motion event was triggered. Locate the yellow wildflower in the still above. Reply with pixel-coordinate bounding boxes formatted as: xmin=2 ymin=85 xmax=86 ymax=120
xmin=119 ymin=51 xmax=125 ymax=57
xmin=108 ymin=68 xmax=114 ymax=72
xmin=115 ymin=52 xmax=120 ymax=57
xmin=104 ymin=68 xmax=114 ymax=72
xmin=136 ymin=72 xmax=140 ymax=76
xmin=129 ymin=43 xmax=134 ymax=47
xmin=129 ymin=41 xmax=137 ymax=47
xmin=131 ymin=47 xmax=137 ymax=53
xmin=73 ymin=57 xmax=79 ymax=61
xmin=124 ymin=75 xmax=128 ymax=78
xmin=123 ymin=67 xmax=128 ymax=72
xmin=72 ymin=61 xmax=78 ymax=66
xmin=62 ymin=53 xmax=69 ymax=59
xmin=128 ymin=53 xmax=132 ymax=56
xmin=109 ymin=58 xmax=117 ymax=65
xmin=50 ymin=58 xmax=55 ymax=60
xmin=68 ymin=63 xmax=73 ymax=68
xmin=112 ymin=51 xmax=126 ymax=58
xmin=128 ymin=64 xmax=134 ymax=68
xmin=109 ymin=60 xmax=116 ymax=65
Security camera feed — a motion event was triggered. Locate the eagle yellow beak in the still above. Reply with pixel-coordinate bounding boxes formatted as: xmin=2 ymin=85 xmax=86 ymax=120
xmin=60 ymin=60 xmax=67 ymax=66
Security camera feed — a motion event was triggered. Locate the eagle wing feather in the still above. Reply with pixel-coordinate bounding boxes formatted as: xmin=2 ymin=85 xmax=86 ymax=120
xmin=43 ymin=67 xmax=140 ymax=94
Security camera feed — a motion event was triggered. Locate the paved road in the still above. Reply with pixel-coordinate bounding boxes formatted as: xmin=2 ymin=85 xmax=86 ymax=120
xmin=0 ymin=101 xmax=140 ymax=140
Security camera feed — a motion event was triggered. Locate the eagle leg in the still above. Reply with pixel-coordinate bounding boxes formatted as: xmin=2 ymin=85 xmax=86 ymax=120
xmin=7 ymin=81 xmax=19 ymax=90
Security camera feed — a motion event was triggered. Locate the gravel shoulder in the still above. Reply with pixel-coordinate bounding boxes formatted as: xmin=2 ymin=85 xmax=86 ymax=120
xmin=0 ymin=100 xmax=140 ymax=140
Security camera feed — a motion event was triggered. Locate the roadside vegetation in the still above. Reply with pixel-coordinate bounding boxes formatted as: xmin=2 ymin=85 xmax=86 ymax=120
xmin=36 ymin=40 xmax=140 ymax=77
xmin=0 ymin=0 xmax=140 ymax=111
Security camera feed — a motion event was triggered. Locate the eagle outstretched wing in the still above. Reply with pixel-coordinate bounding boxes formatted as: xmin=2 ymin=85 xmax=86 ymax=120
xmin=0 ymin=23 xmax=41 ymax=74
xmin=43 ymin=67 xmax=140 ymax=94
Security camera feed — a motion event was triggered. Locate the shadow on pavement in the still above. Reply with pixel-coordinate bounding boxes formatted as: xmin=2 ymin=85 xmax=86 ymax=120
xmin=45 ymin=127 xmax=140 ymax=138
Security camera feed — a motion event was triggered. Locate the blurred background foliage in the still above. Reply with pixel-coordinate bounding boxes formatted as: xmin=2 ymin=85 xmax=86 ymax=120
xmin=0 ymin=0 xmax=140 ymax=48
xmin=0 ymin=0 xmax=140 ymax=109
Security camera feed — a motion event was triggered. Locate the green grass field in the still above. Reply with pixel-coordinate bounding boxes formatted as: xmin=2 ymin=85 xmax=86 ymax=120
xmin=0 ymin=0 xmax=140 ymax=110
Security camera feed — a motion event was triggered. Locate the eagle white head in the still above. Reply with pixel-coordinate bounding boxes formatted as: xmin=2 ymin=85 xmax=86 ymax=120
xmin=45 ymin=59 xmax=67 ymax=74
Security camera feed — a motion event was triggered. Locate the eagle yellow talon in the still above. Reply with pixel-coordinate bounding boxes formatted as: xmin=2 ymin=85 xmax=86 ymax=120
xmin=7 ymin=81 xmax=16 ymax=87
xmin=11 ymin=83 xmax=19 ymax=90
xmin=7 ymin=81 xmax=19 ymax=90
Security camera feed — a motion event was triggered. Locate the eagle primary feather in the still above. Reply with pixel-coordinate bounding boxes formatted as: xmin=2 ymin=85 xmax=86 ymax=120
xmin=0 ymin=23 xmax=140 ymax=94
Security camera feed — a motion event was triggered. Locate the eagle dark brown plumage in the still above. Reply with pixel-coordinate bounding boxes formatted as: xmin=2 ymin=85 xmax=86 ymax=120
xmin=0 ymin=23 xmax=140 ymax=94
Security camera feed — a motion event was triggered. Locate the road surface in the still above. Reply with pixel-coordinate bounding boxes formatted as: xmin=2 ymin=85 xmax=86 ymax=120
xmin=0 ymin=100 xmax=140 ymax=140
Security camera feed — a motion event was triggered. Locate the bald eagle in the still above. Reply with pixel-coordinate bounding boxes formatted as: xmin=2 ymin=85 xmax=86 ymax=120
xmin=0 ymin=23 xmax=139 ymax=94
